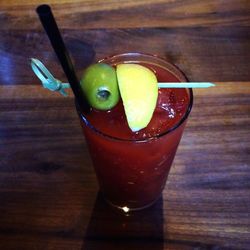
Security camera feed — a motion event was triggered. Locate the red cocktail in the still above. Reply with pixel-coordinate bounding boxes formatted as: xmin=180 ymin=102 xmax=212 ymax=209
xmin=78 ymin=53 xmax=193 ymax=211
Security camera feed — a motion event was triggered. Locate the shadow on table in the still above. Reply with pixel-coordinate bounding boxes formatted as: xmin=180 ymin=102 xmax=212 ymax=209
xmin=81 ymin=192 xmax=164 ymax=250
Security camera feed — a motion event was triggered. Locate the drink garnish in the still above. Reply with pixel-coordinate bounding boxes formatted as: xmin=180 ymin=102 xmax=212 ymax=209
xmin=31 ymin=59 xmax=215 ymax=132
xmin=116 ymin=63 xmax=158 ymax=132
xmin=80 ymin=63 xmax=120 ymax=110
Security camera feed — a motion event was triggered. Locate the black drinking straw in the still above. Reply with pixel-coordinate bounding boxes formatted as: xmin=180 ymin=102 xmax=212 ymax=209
xmin=36 ymin=4 xmax=90 ymax=113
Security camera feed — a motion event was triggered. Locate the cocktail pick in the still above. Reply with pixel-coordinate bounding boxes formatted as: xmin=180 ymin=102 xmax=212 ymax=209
xmin=31 ymin=58 xmax=215 ymax=94
xmin=31 ymin=58 xmax=70 ymax=96
xmin=158 ymin=82 xmax=215 ymax=88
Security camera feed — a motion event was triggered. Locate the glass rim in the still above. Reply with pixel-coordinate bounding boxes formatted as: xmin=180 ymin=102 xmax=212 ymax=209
xmin=79 ymin=52 xmax=193 ymax=142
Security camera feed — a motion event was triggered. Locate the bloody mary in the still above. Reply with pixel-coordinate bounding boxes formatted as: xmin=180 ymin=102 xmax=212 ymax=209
xmin=79 ymin=53 xmax=193 ymax=211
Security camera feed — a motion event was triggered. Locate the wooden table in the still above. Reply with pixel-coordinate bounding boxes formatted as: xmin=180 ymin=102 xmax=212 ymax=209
xmin=0 ymin=1 xmax=250 ymax=249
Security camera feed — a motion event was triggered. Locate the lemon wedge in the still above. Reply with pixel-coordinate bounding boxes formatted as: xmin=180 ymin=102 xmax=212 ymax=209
xmin=116 ymin=63 xmax=158 ymax=132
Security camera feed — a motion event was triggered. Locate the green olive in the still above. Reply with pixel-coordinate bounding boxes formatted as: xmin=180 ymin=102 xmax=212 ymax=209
xmin=80 ymin=63 xmax=120 ymax=110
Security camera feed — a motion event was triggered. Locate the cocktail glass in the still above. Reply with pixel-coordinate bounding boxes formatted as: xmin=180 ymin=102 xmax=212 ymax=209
xmin=77 ymin=53 xmax=193 ymax=212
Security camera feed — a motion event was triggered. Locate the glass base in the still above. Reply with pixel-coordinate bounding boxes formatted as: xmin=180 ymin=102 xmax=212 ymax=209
xmin=103 ymin=195 xmax=162 ymax=213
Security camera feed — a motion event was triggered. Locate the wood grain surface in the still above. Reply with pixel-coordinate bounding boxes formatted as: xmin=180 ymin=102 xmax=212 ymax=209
xmin=0 ymin=0 xmax=250 ymax=249
xmin=0 ymin=0 xmax=250 ymax=85
xmin=0 ymin=83 xmax=250 ymax=250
